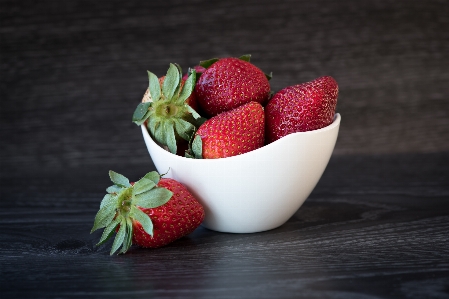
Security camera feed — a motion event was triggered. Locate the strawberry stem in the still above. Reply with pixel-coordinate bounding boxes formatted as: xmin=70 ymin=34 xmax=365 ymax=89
xmin=91 ymin=171 xmax=173 ymax=255
xmin=132 ymin=64 xmax=201 ymax=154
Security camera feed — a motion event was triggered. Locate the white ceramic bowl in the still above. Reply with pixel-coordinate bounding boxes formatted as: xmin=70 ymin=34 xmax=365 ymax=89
xmin=141 ymin=113 xmax=341 ymax=233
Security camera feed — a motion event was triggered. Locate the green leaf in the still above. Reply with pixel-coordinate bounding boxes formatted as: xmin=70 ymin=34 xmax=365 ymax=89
xmin=132 ymin=102 xmax=152 ymax=124
xmin=100 ymin=193 xmax=117 ymax=209
xmin=143 ymin=171 xmax=161 ymax=185
xmin=192 ymin=116 xmax=207 ymax=128
xmin=174 ymin=118 xmax=195 ymax=141
xmin=192 ymin=135 xmax=203 ymax=159
xmin=239 ymin=54 xmax=251 ymax=62
xmin=91 ymin=201 xmax=117 ymax=233
xmin=186 ymin=105 xmax=201 ymax=120
xmin=120 ymin=217 xmax=133 ymax=254
xmin=133 ymin=109 xmax=151 ymax=126
xmin=147 ymin=115 xmax=159 ymax=137
xmin=110 ymin=218 xmax=127 ymax=255
xmin=172 ymin=63 xmax=183 ymax=97
xmin=132 ymin=177 xmax=156 ymax=196
xmin=199 ymin=58 xmax=219 ymax=69
xmin=153 ymin=118 xmax=165 ymax=143
xmin=130 ymin=206 xmax=154 ymax=237
xmin=109 ymin=171 xmax=131 ymax=188
xmin=96 ymin=216 xmax=121 ymax=246
xmin=177 ymin=70 xmax=196 ymax=104
xmin=265 ymin=71 xmax=273 ymax=81
xmin=134 ymin=187 xmax=173 ymax=208
xmin=164 ymin=121 xmax=177 ymax=154
xmin=106 ymin=185 xmax=122 ymax=195
xmin=148 ymin=71 xmax=161 ymax=102
xmin=162 ymin=63 xmax=180 ymax=101
xmin=153 ymin=120 xmax=176 ymax=153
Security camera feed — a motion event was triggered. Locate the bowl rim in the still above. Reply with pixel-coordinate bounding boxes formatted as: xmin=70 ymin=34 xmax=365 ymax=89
xmin=142 ymin=113 xmax=341 ymax=162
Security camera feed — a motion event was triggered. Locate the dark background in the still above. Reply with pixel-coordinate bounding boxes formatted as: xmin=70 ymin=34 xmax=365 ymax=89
xmin=2 ymin=0 xmax=448 ymax=179
xmin=1 ymin=1 xmax=449 ymax=298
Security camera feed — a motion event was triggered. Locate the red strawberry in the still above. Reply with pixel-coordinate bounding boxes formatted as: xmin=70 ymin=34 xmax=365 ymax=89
xmin=194 ymin=55 xmax=271 ymax=117
xmin=91 ymin=171 xmax=205 ymax=254
xmin=187 ymin=101 xmax=265 ymax=159
xmin=265 ymin=76 xmax=338 ymax=144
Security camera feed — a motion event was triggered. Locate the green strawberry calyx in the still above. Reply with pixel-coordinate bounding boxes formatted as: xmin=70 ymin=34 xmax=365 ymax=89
xmin=185 ymin=134 xmax=203 ymax=159
xmin=199 ymin=54 xmax=272 ymax=81
xmin=91 ymin=170 xmax=173 ymax=255
xmin=132 ymin=63 xmax=202 ymax=154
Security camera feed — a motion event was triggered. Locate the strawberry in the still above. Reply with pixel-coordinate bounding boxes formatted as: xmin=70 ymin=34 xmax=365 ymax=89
xmin=265 ymin=76 xmax=338 ymax=144
xmin=186 ymin=101 xmax=265 ymax=159
xmin=194 ymin=55 xmax=272 ymax=117
xmin=91 ymin=170 xmax=205 ymax=255
xmin=132 ymin=64 xmax=204 ymax=154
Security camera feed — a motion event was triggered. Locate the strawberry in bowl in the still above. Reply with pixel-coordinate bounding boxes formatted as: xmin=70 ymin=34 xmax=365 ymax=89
xmin=194 ymin=55 xmax=272 ymax=117
xmin=186 ymin=101 xmax=265 ymax=159
xmin=134 ymin=56 xmax=341 ymax=233
xmin=265 ymin=76 xmax=338 ymax=144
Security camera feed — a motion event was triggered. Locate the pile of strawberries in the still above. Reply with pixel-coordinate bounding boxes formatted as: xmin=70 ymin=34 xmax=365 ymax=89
xmin=92 ymin=55 xmax=338 ymax=255
xmin=133 ymin=54 xmax=338 ymax=159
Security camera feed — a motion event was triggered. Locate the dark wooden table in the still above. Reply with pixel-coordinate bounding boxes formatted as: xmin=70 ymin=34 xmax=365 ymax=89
xmin=1 ymin=154 xmax=449 ymax=298
xmin=1 ymin=1 xmax=448 ymax=298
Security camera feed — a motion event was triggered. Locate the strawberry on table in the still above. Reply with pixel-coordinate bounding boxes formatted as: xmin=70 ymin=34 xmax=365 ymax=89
xmin=91 ymin=171 xmax=205 ymax=255
xmin=265 ymin=76 xmax=338 ymax=144
xmin=194 ymin=55 xmax=272 ymax=117
xmin=186 ymin=101 xmax=265 ymax=159
xmin=132 ymin=64 xmax=204 ymax=155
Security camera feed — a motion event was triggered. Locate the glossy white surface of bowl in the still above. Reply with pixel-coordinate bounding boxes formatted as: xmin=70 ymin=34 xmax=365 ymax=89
xmin=141 ymin=113 xmax=341 ymax=233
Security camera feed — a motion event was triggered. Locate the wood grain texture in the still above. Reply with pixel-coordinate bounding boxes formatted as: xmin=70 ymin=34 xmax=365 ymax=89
xmin=1 ymin=0 xmax=449 ymax=179
xmin=1 ymin=153 xmax=448 ymax=299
